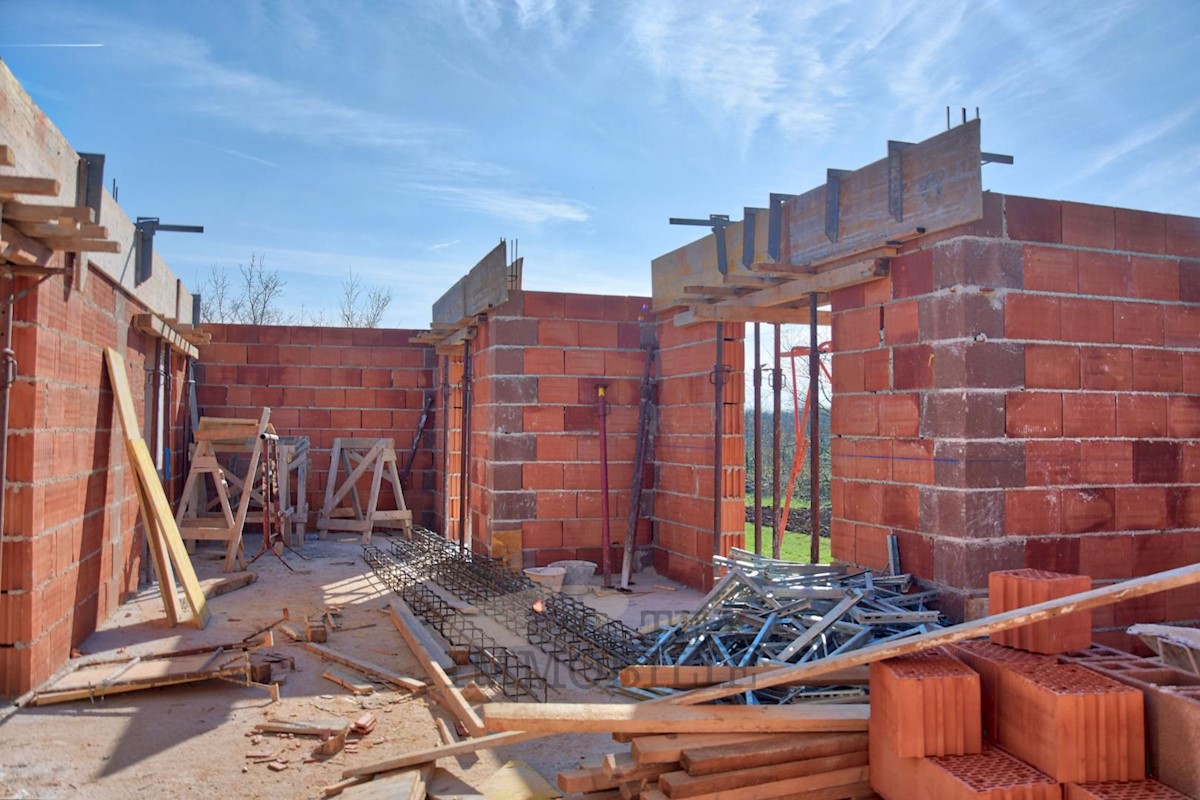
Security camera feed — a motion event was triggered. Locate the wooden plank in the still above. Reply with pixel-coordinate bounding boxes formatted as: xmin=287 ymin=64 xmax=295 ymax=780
xmin=663 ymin=772 xmax=872 ymax=800
xmin=340 ymin=765 xmax=431 ymax=800
xmin=0 ymin=175 xmax=60 ymax=197
xmin=256 ymin=718 xmax=349 ymax=737
xmin=666 ymin=560 xmax=1200 ymax=707
xmin=674 ymin=304 xmax=831 ymax=327
xmin=604 ymin=752 xmax=676 ymax=784
xmin=388 ymin=598 xmax=485 ymax=736
xmin=104 ymin=348 xmax=210 ymax=628
xmin=680 ymin=732 xmax=868 ymax=777
xmin=715 ymin=258 xmax=888 ymax=310
xmin=132 ymin=313 xmax=200 ymax=359
xmin=38 ymin=237 xmax=121 ymax=253
xmin=323 ymin=668 xmax=375 ymax=695
xmin=0 ymin=221 xmax=53 ymax=268
xmin=342 ymin=732 xmax=540 ymax=779
xmin=0 ymin=201 xmax=95 ymax=223
xmin=302 ymin=642 xmax=426 ymax=693
xmin=661 ymin=750 xmax=869 ymax=798
xmin=558 ymin=764 xmax=618 ymax=794
xmin=630 ymin=733 xmax=773 ymax=765
xmin=619 ymin=665 xmax=869 ymax=689
xmin=200 ymin=572 xmax=257 ymax=599
xmin=16 ymin=222 xmax=108 ymax=238
xmin=481 ymin=703 xmax=870 ymax=734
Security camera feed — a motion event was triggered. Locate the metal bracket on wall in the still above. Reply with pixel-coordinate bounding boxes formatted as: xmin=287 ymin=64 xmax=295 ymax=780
xmin=886 ymin=141 xmax=912 ymax=223
xmin=670 ymin=214 xmax=732 ymax=275
xmin=71 ymin=152 xmax=106 ymax=291
xmin=134 ymin=217 xmax=205 ymax=286
xmin=824 ymin=169 xmax=850 ymax=243
xmin=766 ymin=192 xmax=797 ymax=264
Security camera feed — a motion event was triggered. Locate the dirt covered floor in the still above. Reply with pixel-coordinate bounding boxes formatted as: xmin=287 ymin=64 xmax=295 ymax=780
xmin=0 ymin=535 xmax=703 ymax=799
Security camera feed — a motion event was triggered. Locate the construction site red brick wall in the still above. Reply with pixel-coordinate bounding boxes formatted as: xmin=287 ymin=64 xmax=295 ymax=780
xmin=651 ymin=315 xmax=745 ymax=590
xmin=1 ymin=265 xmax=188 ymax=697
xmin=437 ymin=291 xmax=655 ymax=569
xmin=830 ymin=191 xmax=1200 ymax=643
xmin=196 ymin=325 xmax=438 ymax=529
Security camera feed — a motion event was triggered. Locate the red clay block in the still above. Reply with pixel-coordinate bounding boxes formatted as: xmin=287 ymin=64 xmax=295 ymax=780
xmin=1129 ymin=256 xmax=1179 ymax=301
xmin=1164 ymin=306 xmax=1200 ymax=346
xmin=878 ymin=394 xmax=920 ymax=437
xmin=832 ymin=306 xmax=883 ymax=351
xmin=1164 ymin=213 xmax=1200 ymax=257
xmin=1025 ymin=344 xmax=1080 ymax=389
xmin=1063 ymin=393 xmax=1116 ymax=438
xmin=863 ymin=348 xmax=891 ymax=392
xmin=1132 ymin=349 xmax=1182 ymax=392
xmin=1024 ymin=245 xmax=1078 ymax=293
xmin=869 ymin=716 xmax=922 ymax=800
xmin=1063 ymin=202 xmax=1116 ymax=250
xmin=988 ymin=569 xmax=1092 ymax=654
xmin=1168 ymin=395 xmax=1200 ymax=438
xmin=1025 ymin=440 xmax=1081 ymax=486
xmin=1006 ymin=392 xmax=1062 ymax=437
xmin=1077 ymin=252 xmax=1130 ymax=297
xmin=1081 ymin=347 xmax=1133 ymax=390
xmin=1063 ymin=488 xmax=1117 ymax=534
xmin=1060 ymin=297 xmax=1114 ymax=343
xmin=831 ymin=395 xmax=879 ymax=436
xmin=1005 ymin=294 xmax=1061 ymax=340
xmin=1007 ymin=196 xmax=1063 ymax=244
xmin=1115 ymin=208 xmax=1168 ymax=254
xmin=1066 ymin=780 xmax=1190 ymax=800
xmin=1005 ymin=489 xmax=1063 ymax=536
xmin=994 ymin=662 xmax=1145 ymax=783
xmin=1116 ymin=394 xmax=1167 ymax=438
xmin=869 ymin=647 xmax=982 ymax=758
xmin=919 ymin=744 xmax=1062 ymax=800
xmin=1113 ymin=302 xmax=1164 ymax=346
xmin=884 ymin=299 xmax=920 ymax=344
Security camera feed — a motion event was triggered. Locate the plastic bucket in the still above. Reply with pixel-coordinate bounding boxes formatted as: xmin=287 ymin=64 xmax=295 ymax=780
xmin=549 ymin=560 xmax=597 ymax=595
xmin=524 ymin=566 xmax=566 ymax=592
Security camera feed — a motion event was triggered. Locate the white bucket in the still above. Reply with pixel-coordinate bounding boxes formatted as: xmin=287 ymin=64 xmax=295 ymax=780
xmin=524 ymin=566 xmax=566 ymax=592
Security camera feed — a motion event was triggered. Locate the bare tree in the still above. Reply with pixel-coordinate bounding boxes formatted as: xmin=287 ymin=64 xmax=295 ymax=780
xmin=338 ymin=267 xmax=392 ymax=328
xmin=198 ymin=253 xmax=289 ymax=325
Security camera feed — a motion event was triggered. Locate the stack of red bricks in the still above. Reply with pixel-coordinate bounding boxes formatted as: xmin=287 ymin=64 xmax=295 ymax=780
xmin=869 ymin=569 xmax=1190 ymax=799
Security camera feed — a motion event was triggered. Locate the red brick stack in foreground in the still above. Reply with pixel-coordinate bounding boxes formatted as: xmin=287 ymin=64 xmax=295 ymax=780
xmin=868 ymin=569 xmax=1185 ymax=800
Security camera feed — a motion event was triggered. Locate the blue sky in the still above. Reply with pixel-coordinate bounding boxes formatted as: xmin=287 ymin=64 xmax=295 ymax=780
xmin=3 ymin=1 xmax=1199 ymax=328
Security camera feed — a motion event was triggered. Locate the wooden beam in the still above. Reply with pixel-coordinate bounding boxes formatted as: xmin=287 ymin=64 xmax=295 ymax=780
xmin=481 ymin=703 xmax=869 ymax=734
xmin=341 ymin=732 xmax=539 ymax=779
xmin=660 ymin=750 xmax=868 ymax=798
xmin=0 ymin=201 xmax=95 ymax=224
xmin=0 ymin=221 xmax=53 ymax=268
xmin=666 ymin=560 xmax=1200 ymax=707
xmin=0 ymin=145 xmax=13 ymax=167
xmin=716 ymin=258 xmax=888 ymax=309
xmin=680 ymin=732 xmax=868 ymax=776
xmin=302 ymin=642 xmax=426 ymax=693
xmin=618 ymin=665 xmax=868 ymax=689
xmin=0 ymin=175 xmax=60 ymax=197
xmin=683 ymin=285 xmax=750 ymax=297
xmin=18 ymin=222 xmax=108 ymax=239
xmin=388 ymin=599 xmax=485 ymax=737
xmin=38 ymin=237 xmax=121 ymax=253
xmin=630 ymin=733 xmax=776 ymax=765
xmin=132 ymin=314 xmax=200 ymax=359
xmin=674 ymin=304 xmax=832 ymax=327
xmin=750 ymin=243 xmax=900 ymax=276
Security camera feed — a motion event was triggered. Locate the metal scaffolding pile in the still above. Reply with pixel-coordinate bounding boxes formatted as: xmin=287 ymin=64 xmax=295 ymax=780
xmin=385 ymin=528 xmax=650 ymax=683
xmin=362 ymin=545 xmax=548 ymax=701
xmin=635 ymin=548 xmax=945 ymax=704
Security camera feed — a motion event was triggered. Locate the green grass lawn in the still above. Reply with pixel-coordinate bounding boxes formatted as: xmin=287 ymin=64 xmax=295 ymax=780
xmin=742 ymin=522 xmax=832 ymax=564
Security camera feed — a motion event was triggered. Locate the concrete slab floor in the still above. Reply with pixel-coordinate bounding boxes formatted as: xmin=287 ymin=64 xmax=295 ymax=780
xmin=0 ymin=534 xmax=702 ymax=799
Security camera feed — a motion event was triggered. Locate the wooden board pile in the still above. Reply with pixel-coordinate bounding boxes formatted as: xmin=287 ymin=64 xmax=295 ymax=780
xmin=558 ymin=731 xmax=876 ymax=800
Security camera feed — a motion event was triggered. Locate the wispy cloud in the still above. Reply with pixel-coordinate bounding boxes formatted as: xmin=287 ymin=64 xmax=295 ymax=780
xmin=428 ymin=240 xmax=462 ymax=252
xmin=184 ymin=138 xmax=281 ymax=168
xmin=453 ymin=0 xmax=592 ymax=48
xmin=408 ymin=184 xmax=590 ymax=224
xmin=0 ymin=42 xmax=104 ymax=47
xmin=1068 ymin=104 xmax=1200 ymax=184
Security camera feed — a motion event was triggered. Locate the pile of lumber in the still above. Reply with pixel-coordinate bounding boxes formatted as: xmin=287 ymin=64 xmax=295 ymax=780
xmin=559 ymin=732 xmax=875 ymax=800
